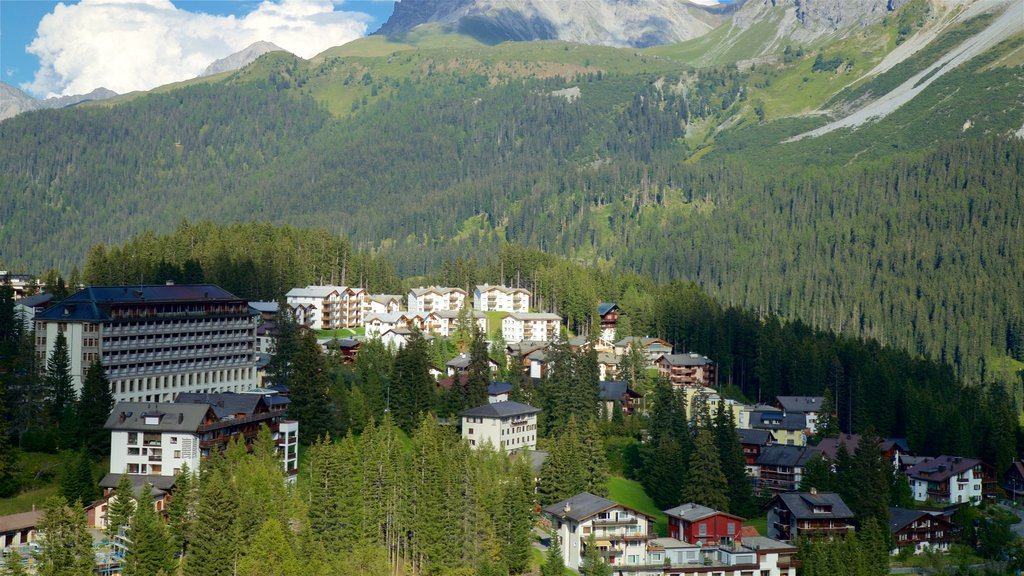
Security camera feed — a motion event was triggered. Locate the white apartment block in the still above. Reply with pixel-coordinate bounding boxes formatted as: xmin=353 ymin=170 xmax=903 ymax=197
xmin=35 ymin=284 xmax=258 ymax=403
xmin=407 ymin=287 xmax=467 ymax=314
xmin=906 ymin=456 xmax=988 ymax=505
xmin=362 ymin=294 xmax=403 ymax=318
xmin=286 ymin=285 xmax=367 ymax=330
xmin=365 ymin=311 xmax=433 ymax=338
xmin=460 ymin=401 xmax=539 ymax=453
xmin=501 ymin=312 xmax=561 ymax=344
xmin=431 ymin=309 xmax=488 ymax=338
xmin=473 ymin=284 xmax=530 ymax=313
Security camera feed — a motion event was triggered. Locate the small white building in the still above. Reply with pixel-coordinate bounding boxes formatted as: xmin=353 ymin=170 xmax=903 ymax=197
xmin=501 ymin=312 xmax=561 ymax=344
xmin=407 ymin=287 xmax=467 ymax=314
xmin=543 ymin=493 xmax=657 ymax=570
xmin=460 ymin=401 xmax=539 ymax=453
xmin=286 ymin=285 xmax=367 ymax=330
xmin=430 ymin=309 xmax=488 ymax=338
xmin=906 ymin=456 xmax=989 ymax=505
xmin=363 ymin=294 xmax=403 ymax=317
xmin=473 ymin=284 xmax=530 ymax=313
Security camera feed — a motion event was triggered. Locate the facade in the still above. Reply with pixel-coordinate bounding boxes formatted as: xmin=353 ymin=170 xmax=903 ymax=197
xmin=597 ymin=303 xmax=619 ymax=342
xmin=430 ymin=309 xmax=488 ymax=338
xmin=888 ymin=507 xmax=954 ymax=555
xmin=0 ymin=511 xmax=42 ymax=551
xmin=738 ymin=429 xmax=775 ymax=475
xmin=488 ymin=382 xmax=512 ymax=403
xmin=473 ymin=284 xmax=530 ymax=313
xmin=543 ymin=493 xmax=657 ymax=570
xmin=614 ymin=337 xmax=673 ymax=365
xmin=767 ymin=490 xmax=854 ymax=542
xmin=407 ymin=287 xmax=467 ymax=314
xmin=656 ymin=353 xmax=717 ymax=388
xmin=773 ymin=396 xmax=824 ymax=434
xmin=1005 ymin=460 xmax=1024 ymax=503
xmin=362 ymin=294 xmax=403 ymax=317
xmin=905 ymin=455 xmax=993 ymax=505
xmin=460 ymin=401 xmax=539 ymax=453
xmin=755 ymin=445 xmax=818 ymax=495
xmin=249 ymin=300 xmax=279 ymax=356
xmin=286 ymin=285 xmax=367 ymax=330
xmin=35 ymin=284 xmax=258 ymax=403
xmin=501 ymin=312 xmax=561 ymax=344
xmin=664 ymin=503 xmax=745 ymax=547
xmin=598 ymin=381 xmax=641 ymax=417
xmin=446 ymin=353 xmax=499 ymax=376
xmin=14 ymin=292 xmax=53 ymax=332
xmin=365 ymin=312 xmax=426 ymax=338
xmin=746 ymin=409 xmax=807 ymax=447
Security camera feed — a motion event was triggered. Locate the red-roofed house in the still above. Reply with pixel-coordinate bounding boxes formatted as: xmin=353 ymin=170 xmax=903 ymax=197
xmin=663 ymin=503 xmax=745 ymax=547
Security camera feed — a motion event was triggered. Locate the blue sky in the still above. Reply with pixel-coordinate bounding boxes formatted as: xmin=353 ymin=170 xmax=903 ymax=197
xmin=1 ymin=0 xmax=397 ymax=97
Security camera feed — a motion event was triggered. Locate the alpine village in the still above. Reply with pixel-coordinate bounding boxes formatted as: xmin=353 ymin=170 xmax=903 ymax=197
xmin=1 ymin=0 xmax=1023 ymax=574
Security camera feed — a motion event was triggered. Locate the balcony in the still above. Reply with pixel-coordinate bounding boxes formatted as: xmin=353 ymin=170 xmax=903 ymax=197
xmin=593 ymin=518 xmax=637 ymax=527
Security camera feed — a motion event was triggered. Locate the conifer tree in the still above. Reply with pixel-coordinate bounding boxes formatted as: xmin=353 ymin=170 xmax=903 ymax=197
xmin=44 ymin=331 xmax=77 ymax=446
xmin=1 ymin=549 xmax=27 ymax=576
xmin=185 ymin=469 xmax=241 ymax=576
xmin=541 ymin=531 xmax=565 ymax=576
xmin=580 ymin=533 xmax=611 ymax=576
xmin=642 ymin=435 xmax=685 ymax=510
xmin=34 ymin=496 xmax=94 ymax=576
xmin=166 ymin=463 xmax=195 ymax=556
xmin=498 ymin=455 xmax=535 ymax=574
xmin=122 ymin=482 xmax=175 ymax=576
xmin=681 ymin=429 xmax=729 ymax=511
xmin=582 ymin=418 xmax=609 ymax=497
xmin=849 ymin=428 xmax=890 ymax=527
xmin=390 ymin=328 xmax=435 ymax=433
xmin=237 ymin=518 xmax=301 ymax=576
xmin=857 ymin=517 xmax=890 ymax=576
xmin=308 ymin=435 xmax=346 ymax=553
xmin=813 ymin=388 xmax=840 ymax=443
xmin=462 ymin=327 xmax=491 ymax=409
xmin=289 ymin=330 xmax=333 ymax=442
xmin=105 ymin=472 xmax=136 ymax=542
xmin=800 ymin=454 xmax=836 ymax=493
xmin=713 ymin=405 xmax=756 ymax=516
xmin=61 ymin=451 xmax=98 ymax=506
xmin=76 ymin=360 xmax=114 ymax=456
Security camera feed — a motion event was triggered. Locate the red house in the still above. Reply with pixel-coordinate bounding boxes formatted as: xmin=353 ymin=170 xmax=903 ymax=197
xmin=663 ymin=503 xmax=745 ymax=546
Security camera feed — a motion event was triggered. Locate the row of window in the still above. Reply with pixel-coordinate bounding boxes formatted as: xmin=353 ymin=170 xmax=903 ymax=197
xmin=113 ymin=368 xmax=254 ymax=394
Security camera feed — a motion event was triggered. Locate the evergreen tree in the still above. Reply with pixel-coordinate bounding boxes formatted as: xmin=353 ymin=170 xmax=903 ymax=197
xmin=76 ymin=360 xmax=114 ymax=456
xmin=541 ymin=531 xmax=565 ymax=576
xmin=681 ymin=429 xmax=729 ymax=511
xmin=648 ymin=379 xmax=688 ymax=447
xmin=620 ymin=341 xmax=648 ymax=395
xmin=289 ymin=330 xmax=333 ymax=442
xmin=849 ymin=428 xmax=890 ymax=527
xmin=390 ymin=328 xmax=435 ymax=433
xmin=1 ymin=549 xmax=27 ymax=576
xmin=34 ymin=496 xmax=94 ymax=576
xmin=237 ymin=518 xmax=301 ymax=576
xmin=122 ymin=482 xmax=175 ymax=576
xmin=44 ymin=331 xmax=77 ymax=447
xmin=166 ymin=463 xmax=195 ymax=557
xmin=498 ymin=455 xmax=535 ymax=574
xmin=641 ymin=435 xmax=685 ymax=510
xmin=713 ymin=406 xmax=756 ymax=516
xmin=185 ymin=469 xmax=241 ymax=576
xmin=538 ymin=417 xmax=587 ymax=505
xmin=582 ymin=418 xmax=609 ymax=497
xmin=267 ymin=308 xmax=300 ymax=390
xmin=61 ymin=451 xmax=98 ymax=506
xmin=105 ymin=472 xmax=136 ymax=542
xmin=800 ymin=454 xmax=836 ymax=493
xmin=462 ymin=327 xmax=491 ymax=409
xmin=856 ymin=517 xmax=890 ymax=576
xmin=580 ymin=533 xmax=611 ymax=576
xmin=813 ymin=388 xmax=840 ymax=443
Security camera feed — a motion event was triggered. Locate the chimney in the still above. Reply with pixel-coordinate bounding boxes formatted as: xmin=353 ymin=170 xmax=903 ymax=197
xmin=563 ymin=502 xmax=571 ymax=514
xmin=809 ymin=487 xmax=818 ymax=495
xmin=166 ymin=280 xmax=174 ymax=286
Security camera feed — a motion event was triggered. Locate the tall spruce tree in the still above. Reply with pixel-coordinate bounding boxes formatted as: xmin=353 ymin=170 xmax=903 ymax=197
xmin=582 ymin=418 xmax=609 ymax=497
xmin=462 ymin=327 xmax=491 ymax=409
xmin=849 ymin=428 xmax=891 ymax=527
xmin=498 ymin=455 xmax=535 ymax=574
xmin=713 ymin=406 xmax=756 ymax=516
xmin=237 ymin=518 xmax=301 ymax=576
xmin=681 ymin=429 xmax=730 ymax=511
xmin=541 ymin=531 xmax=565 ymax=576
xmin=642 ymin=435 xmax=685 ymax=510
xmin=44 ymin=331 xmax=77 ymax=446
xmin=76 ymin=360 xmax=114 ymax=456
xmin=813 ymin=388 xmax=840 ymax=443
xmin=800 ymin=454 xmax=836 ymax=493
xmin=34 ymin=496 xmax=94 ymax=576
xmin=185 ymin=469 xmax=241 ymax=576
xmin=288 ymin=330 xmax=333 ymax=442
xmin=166 ymin=463 xmax=195 ymax=557
xmin=122 ymin=482 xmax=175 ymax=576
xmin=61 ymin=451 xmax=98 ymax=506
xmin=580 ymin=533 xmax=611 ymax=576
xmin=390 ymin=328 xmax=435 ymax=433
xmin=105 ymin=472 xmax=136 ymax=542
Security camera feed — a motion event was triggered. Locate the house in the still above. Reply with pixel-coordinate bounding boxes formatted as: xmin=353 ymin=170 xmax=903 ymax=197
xmin=501 ymin=312 xmax=562 ymax=344
xmin=655 ymin=353 xmax=717 ymax=388
xmin=613 ymin=337 xmax=672 ymax=365
xmin=460 ymin=401 xmax=539 ymax=453
xmin=325 ymin=337 xmax=360 ymax=365
xmin=488 ymin=382 xmax=512 ymax=403
xmin=738 ymin=429 xmax=775 ymax=475
xmin=89 ymin=475 xmax=176 ymax=530
xmin=905 ymin=455 xmax=994 ymax=505
xmin=746 ymin=409 xmax=807 ymax=447
xmin=644 ymin=536 xmax=798 ymax=575
xmin=473 ymin=284 xmax=530 ymax=313
xmin=378 ymin=328 xmax=413 ymax=349
xmin=0 ymin=510 xmax=42 ymax=551
xmin=0 ymin=272 xmax=37 ymax=299
xmin=772 ymin=396 xmax=824 ymax=434
xmin=34 ymin=284 xmax=258 ymax=403
xmin=527 ymin=349 xmax=548 ymax=380
xmin=597 ymin=352 xmax=619 ymax=381
xmin=365 ymin=311 xmax=423 ymax=338
xmin=888 ymin=507 xmax=955 ymax=555
xmin=755 ymin=445 xmax=819 ymax=495
xmin=250 ymin=300 xmax=280 ymax=356
xmin=430 ymin=309 xmax=488 ymax=338
xmin=598 ymin=381 xmax=641 ymax=417
xmin=286 ymin=285 xmax=366 ymax=329
xmin=1005 ymin=460 xmax=1024 ymax=503
xmin=816 ymin=434 xmax=912 ymax=471
xmin=446 ymin=353 xmax=499 ymax=376
xmin=407 ymin=286 xmax=467 ymax=314
xmin=362 ymin=294 xmax=403 ymax=317
xmin=543 ymin=493 xmax=657 ymax=570
xmin=14 ymin=292 xmax=53 ymax=332
xmin=683 ymin=387 xmax=744 ymax=424
xmin=504 ymin=340 xmax=548 ymax=376
xmin=663 ymin=503 xmax=745 ymax=546
xmin=766 ymin=490 xmax=854 ymax=542
xmin=597 ymin=303 xmax=619 ymax=342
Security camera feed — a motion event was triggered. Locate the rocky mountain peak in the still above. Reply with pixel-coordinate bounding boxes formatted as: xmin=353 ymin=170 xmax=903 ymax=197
xmin=200 ymin=41 xmax=288 ymax=77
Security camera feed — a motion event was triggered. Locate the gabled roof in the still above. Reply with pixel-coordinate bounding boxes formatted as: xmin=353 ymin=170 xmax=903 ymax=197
xmin=663 ymin=502 xmax=744 ymax=523
xmin=527 ymin=349 xmax=548 ymax=362
xmin=459 ymin=401 xmax=540 ymax=419
xmin=506 ymin=312 xmax=561 ymax=321
xmin=614 ymin=336 xmax=671 ymax=349
xmin=433 ymin=309 xmax=486 ymax=319
xmin=597 ymin=352 xmax=620 ymax=365
xmin=1007 ymin=460 xmax=1024 ymax=479
xmin=0 ymin=510 xmax=43 ymax=533
xmin=286 ymin=285 xmax=341 ymax=298
xmin=906 ymin=455 xmax=982 ymax=482
xmin=738 ymin=429 xmax=774 ymax=446
xmin=37 ymin=284 xmax=243 ymax=321
xmin=543 ymin=492 xmax=654 ymax=523
xmin=756 ymin=445 xmax=817 ymax=468
xmin=409 ymin=286 xmax=466 ymax=297
xmin=365 ymin=311 xmax=413 ymax=324
xmin=888 ymin=507 xmax=949 ymax=534
xmin=98 ymin=473 xmax=177 ymax=496
xmin=367 ymin=294 xmax=402 ymax=304
xmin=599 ymin=381 xmax=640 ymax=401
xmin=248 ymin=300 xmax=279 ymax=314
xmin=657 ymin=353 xmax=714 ymax=367
xmin=488 ymin=382 xmax=513 ymax=395
xmin=597 ymin=303 xmax=618 ymax=316
xmin=174 ymin=392 xmax=269 ymax=419
xmin=774 ymin=396 xmax=824 ymax=413
xmin=750 ymin=411 xmax=806 ymax=431
xmin=105 ymin=402 xmax=211 ymax=432
xmin=773 ymin=492 xmax=853 ymax=520
xmin=15 ymin=292 xmax=53 ymax=308
xmin=475 ymin=284 xmax=530 ymax=294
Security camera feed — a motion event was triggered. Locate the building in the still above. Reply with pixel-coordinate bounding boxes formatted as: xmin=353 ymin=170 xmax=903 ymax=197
xmin=772 ymin=396 xmax=824 ymax=434
xmin=766 ymin=490 xmax=854 ymax=542
xmin=35 ymin=284 xmax=258 ymax=403
xmin=365 ymin=312 xmax=429 ymax=338
xmin=598 ymin=381 xmax=641 ymax=417
xmin=905 ymin=455 xmax=994 ymax=505
xmin=1005 ymin=460 xmax=1024 ymax=503
xmin=488 ymin=382 xmax=512 ymax=403
xmin=755 ymin=445 xmax=819 ymax=495
xmin=543 ymin=493 xmax=657 ymax=570
xmin=664 ymin=503 xmax=745 ymax=547
xmin=746 ymin=408 xmax=807 ymax=447
xmin=325 ymin=337 xmax=360 ymax=365
xmin=683 ymin=387 xmax=743 ymax=424
xmin=597 ymin=303 xmax=619 ymax=342
xmin=362 ymin=294 xmax=403 ymax=317
xmin=501 ymin=312 xmax=561 ymax=344
xmin=0 ymin=272 xmax=37 ymax=299
xmin=613 ymin=337 xmax=672 ymax=364
xmin=430 ymin=309 xmax=488 ymax=337
xmin=286 ymin=285 xmax=367 ymax=330
xmin=888 ymin=507 xmax=954 ymax=555
xmin=656 ymin=353 xmax=717 ymax=388
xmin=0 ymin=510 xmax=42 ymax=551
xmin=14 ymin=292 xmax=53 ymax=332
xmin=104 ymin=392 xmax=297 ymax=482
xmin=407 ymin=287 xmax=467 ymax=314
xmin=505 ymin=341 xmax=548 ymax=376
xmin=738 ymin=429 xmax=775 ymax=475
xmin=89 ymin=476 xmax=175 ymax=530
xmin=249 ymin=301 xmax=279 ymax=356
xmin=460 ymin=401 xmax=539 ymax=453
xmin=446 ymin=353 xmax=499 ymax=376
xmin=473 ymin=284 xmax=530 ymax=313
xmin=816 ymin=434 xmax=912 ymax=471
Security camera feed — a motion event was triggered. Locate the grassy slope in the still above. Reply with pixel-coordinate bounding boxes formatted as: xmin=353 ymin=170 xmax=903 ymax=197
xmin=606 ymin=476 xmax=667 ymax=536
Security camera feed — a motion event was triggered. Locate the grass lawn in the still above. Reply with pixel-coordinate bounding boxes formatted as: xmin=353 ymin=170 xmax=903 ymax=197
xmin=605 ymin=476 xmax=668 ymax=536
xmin=316 ymin=327 xmax=365 ymax=338
xmin=484 ymin=311 xmax=508 ymax=335
xmin=0 ymin=484 xmax=59 ymax=516
xmin=743 ymin=516 xmax=767 ymax=537
xmin=0 ymin=450 xmax=108 ymax=516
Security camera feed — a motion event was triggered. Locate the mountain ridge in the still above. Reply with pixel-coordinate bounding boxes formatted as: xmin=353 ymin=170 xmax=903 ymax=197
xmin=0 ymin=84 xmax=118 ymax=122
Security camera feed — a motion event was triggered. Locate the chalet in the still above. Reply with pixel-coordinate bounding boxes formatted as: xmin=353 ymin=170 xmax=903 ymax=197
xmin=0 ymin=510 xmax=42 ymax=551
xmin=597 ymin=303 xmax=619 ymax=342
xmin=363 ymin=294 xmax=403 ymax=317
xmin=905 ymin=455 xmax=995 ymax=505
xmin=1005 ymin=460 xmax=1024 ymax=503
xmin=501 ymin=312 xmax=561 ymax=344
xmin=816 ymin=434 xmax=911 ymax=471
xmin=527 ymin=349 xmax=548 ymax=380
xmin=613 ymin=337 xmax=672 ymax=365
xmin=504 ymin=340 xmax=548 ymax=376
xmin=663 ymin=503 xmax=745 ymax=546
xmin=738 ymin=429 xmax=775 ymax=475
xmin=598 ymin=381 xmax=641 ymax=417
xmin=772 ymin=396 xmax=824 ymax=434
xmin=473 ymin=284 xmax=530 ymax=313
xmin=286 ymin=285 xmax=366 ymax=329
xmin=596 ymin=351 xmax=619 ymax=381
xmin=746 ymin=408 xmax=807 ymax=447
xmin=446 ymin=353 xmax=499 ymax=376
xmin=888 ymin=507 xmax=954 ymax=555
xmin=460 ymin=401 xmax=539 ymax=453
xmin=655 ymin=353 xmax=717 ymax=388
xmin=407 ymin=286 xmax=467 ymax=314
xmin=755 ymin=445 xmax=818 ymax=495
xmin=365 ymin=311 xmax=429 ymax=338
xmin=543 ymin=493 xmax=657 ymax=570
xmin=325 ymin=337 xmax=360 ymax=365
xmin=767 ymin=490 xmax=854 ymax=542
xmin=89 ymin=475 xmax=176 ymax=530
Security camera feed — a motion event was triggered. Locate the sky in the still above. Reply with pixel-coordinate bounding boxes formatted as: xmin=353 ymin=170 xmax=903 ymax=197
xmin=0 ymin=0 xmax=397 ymax=98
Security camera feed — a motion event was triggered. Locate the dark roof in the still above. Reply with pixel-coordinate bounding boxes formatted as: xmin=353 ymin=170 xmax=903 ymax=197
xmin=37 ymin=284 xmax=244 ymax=321
xmin=488 ymin=382 xmax=513 ymax=395
xmin=598 ymin=381 xmax=639 ymax=401
xmin=658 ymin=353 xmax=714 ymax=366
xmin=1007 ymin=460 xmax=1024 ymax=479
xmin=774 ymin=492 xmax=853 ymax=520
xmin=248 ymin=301 xmax=279 ymax=314
xmin=598 ymin=303 xmax=617 ymax=316
xmin=663 ymin=503 xmax=743 ymax=523
xmin=738 ymin=429 xmax=773 ymax=446
xmin=99 ymin=473 xmax=177 ymax=496
xmin=750 ymin=411 xmax=806 ymax=431
xmin=543 ymin=492 xmax=653 ymax=523
xmin=105 ymin=402 xmax=211 ymax=432
xmin=906 ymin=455 xmax=982 ymax=482
xmin=460 ymin=401 xmax=540 ymax=419
xmin=328 ymin=337 xmax=360 ymax=350
xmin=174 ymin=392 xmax=266 ymax=419
xmin=614 ymin=336 xmax=671 ymax=349
xmin=888 ymin=507 xmax=934 ymax=534
xmin=14 ymin=292 xmax=53 ymax=308
xmin=817 ymin=434 xmax=910 ymax=460
xmin=447 ymin=354 xmax=472 ymax=369
xmin=756 ymin=445 xmax=818 ymax=468
xmin=774 ymin=396 xmax=824 ymax=413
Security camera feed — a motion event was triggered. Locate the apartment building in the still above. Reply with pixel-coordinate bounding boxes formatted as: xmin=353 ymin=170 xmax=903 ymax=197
xmin=34 ymin=284 xmax=258 ymax=403
xmin=906 ymin=455 xmax=994 ymax=505
xmin=286 ymin=285 xmax=367 ymax=330
xmin=656 ymin=353 xmax=717 ymax=388
xmin=473 ymin=284 xmax=530 ymax=313
xmin=407 ymin=287 xmax=467 ymax=314
xmin=501 ymin=312 xmax=561 ymax=344
xmin=460 ymin=401 xmax=539 ymax=453
xmin=543 ymin=493 xmax=657 ymax=570
xmin=767 ymin=490 xmax=854 ymax=542
xmin=431 ymin=309 xmax=488 ymax=338
xmin=363 ymin=294 xmax=403 ymax=317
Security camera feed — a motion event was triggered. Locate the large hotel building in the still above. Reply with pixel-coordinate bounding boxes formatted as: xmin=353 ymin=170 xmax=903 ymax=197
xmin=35 ymin=284 xmax=258 ymax=403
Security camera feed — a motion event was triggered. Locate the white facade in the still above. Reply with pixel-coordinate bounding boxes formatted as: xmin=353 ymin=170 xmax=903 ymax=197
xmin=910 ymin=467 xmax=984 ymax=504
xmin=109 ymin=428 xmax=200 ymax=479
xmin=501 ymin=313 xmax=561 ymax=344
xmin=431 ymin=309 xmax=488 ymax=338
xmin=286 ymin=285 xmax=367 ymax=330
xmin=362 ymin=294 xmax=403 ymax=318
xmin=473 ymin=285 xmax=530 ymax=313
xmin=407 ymin=287 xmax=467 ymax=314
xmin=461 ymin=401 xmax=539 ymax=453
xmin=547 ymin=500 xmax=654 ymax=570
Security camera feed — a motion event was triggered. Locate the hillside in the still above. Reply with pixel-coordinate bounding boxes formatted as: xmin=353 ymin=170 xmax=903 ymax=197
xmin=0 ymin=0 xmax=1022 ymax=388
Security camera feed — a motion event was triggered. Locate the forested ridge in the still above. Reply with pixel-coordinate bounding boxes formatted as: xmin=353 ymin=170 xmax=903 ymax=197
xmin=1 ymin=23 xmax=1023 ymax=386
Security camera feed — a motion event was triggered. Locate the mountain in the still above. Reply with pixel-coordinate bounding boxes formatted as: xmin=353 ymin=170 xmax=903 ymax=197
xmin=0 ymin=83 xmax=118 ymax=122
xmin=201 ymin=41 xmax=288 ymax=77
xmin=374 ymin=0 xmax=734 ymax=47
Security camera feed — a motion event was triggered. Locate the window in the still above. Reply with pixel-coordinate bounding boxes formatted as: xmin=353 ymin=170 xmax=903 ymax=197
xmin=174 ymin=450 xmax=181 ymax=459
xmin=698 ymin=524 xmax=707 ymax=536
xmin=128 ymin=433 xmax=138 ymax=445
xmin=128 ymin=447 xmax=140 ymax=456
xmin=727 ymin=522 xmax=736 ymax=535
xmin=170 ymin=436 xmax=178 ymax=444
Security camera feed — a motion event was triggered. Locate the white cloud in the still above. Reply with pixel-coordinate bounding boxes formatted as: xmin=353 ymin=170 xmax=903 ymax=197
xmin=22 ymin=0 xmax=371 ymax=98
